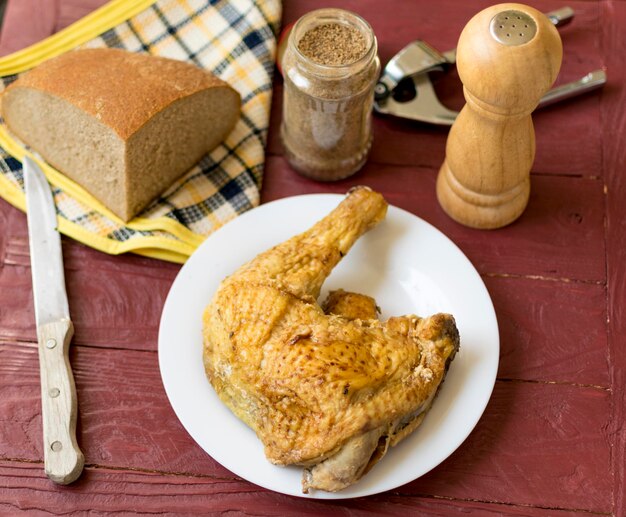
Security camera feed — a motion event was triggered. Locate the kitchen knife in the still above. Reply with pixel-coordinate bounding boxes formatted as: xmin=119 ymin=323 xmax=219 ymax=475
xmin=24 ymin=156 xmax=84 ymax=484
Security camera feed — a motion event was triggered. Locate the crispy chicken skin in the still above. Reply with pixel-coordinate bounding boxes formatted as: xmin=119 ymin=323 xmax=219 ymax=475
xmin=322 ymin=289 xmax=380 ymax=321
xmin=304 ymin=290 xmax=456 ymax=493
xmin=202 ymin=187 xmax=460 ymax=492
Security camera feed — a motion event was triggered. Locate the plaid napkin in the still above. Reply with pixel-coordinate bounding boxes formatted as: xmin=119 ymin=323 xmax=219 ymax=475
xmin=0 ymin=0 xmax=281 ymax=263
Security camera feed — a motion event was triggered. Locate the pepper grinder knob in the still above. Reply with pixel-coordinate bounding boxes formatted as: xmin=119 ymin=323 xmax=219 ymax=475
xmin=436 ymin=3 xmax=562 ymax=229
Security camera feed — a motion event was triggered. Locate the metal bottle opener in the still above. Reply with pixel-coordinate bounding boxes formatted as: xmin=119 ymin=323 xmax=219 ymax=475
xmin=374 ymin=7 xmax=607 ymax=124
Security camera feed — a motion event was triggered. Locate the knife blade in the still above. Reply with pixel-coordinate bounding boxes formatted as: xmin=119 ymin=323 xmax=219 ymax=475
xmin=24 ymin=156 xmax=84 ymax=485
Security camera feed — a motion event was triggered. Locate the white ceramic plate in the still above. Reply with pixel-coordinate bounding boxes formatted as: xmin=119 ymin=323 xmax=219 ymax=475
xmin=158 ymin=193 xmax=499 ymax=499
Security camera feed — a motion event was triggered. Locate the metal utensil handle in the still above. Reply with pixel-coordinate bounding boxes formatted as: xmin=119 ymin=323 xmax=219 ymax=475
xmin=37 ymin=319 xmax=84 ymax=485
xmin=547 ymin=6 xmax=575 ymax=27
xmin=538 ymin=70 xmax=607 ymax=108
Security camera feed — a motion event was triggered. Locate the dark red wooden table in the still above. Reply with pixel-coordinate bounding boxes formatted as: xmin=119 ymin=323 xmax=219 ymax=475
xmin=0 ymin=0 xmax=624 ymax=515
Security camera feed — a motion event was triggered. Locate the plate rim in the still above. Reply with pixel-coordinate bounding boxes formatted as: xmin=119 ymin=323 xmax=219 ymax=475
xmin=158 ymin=192 xmax=499 ymax=499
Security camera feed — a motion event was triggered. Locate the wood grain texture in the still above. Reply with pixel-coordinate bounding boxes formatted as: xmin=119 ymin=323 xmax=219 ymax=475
xmin=600 ymin=3 xmax=626 ymax=516
xmin=56 ymin=0 xmax=110 ymax=31
xmin=0 ymin=0 xmax=58 ymax=57
xmin=411 ymin=381 xmax=611 ymax=512
xmin=0 ymin=340 xmax=230 ymax=478
xmin=0 ymin=0 xmax=622 ymax=514
xmin=0 ymin=461 xmax=598 ymax=517
xmin=0 ymin=341 xmax=612 ymax=511
xmin=0 ymin=0 xmax=110 ymax=57
xmin=0 ymin=222 xmax=180 ymax=350
xmin=484 ymin=276 xmax=608 ymax=387
xmin=437 ymin=4 xmax=563 ymax=229
xmin=261 ymin=156 xmax=606 ymax=282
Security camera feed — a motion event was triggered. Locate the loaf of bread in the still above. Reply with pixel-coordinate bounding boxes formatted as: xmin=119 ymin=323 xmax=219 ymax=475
xmin=1 ymin=48 xmax=241 ymax=221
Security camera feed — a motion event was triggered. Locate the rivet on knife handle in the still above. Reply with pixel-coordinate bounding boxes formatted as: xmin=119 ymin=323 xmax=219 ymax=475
xmin=37 ymin=319 xmax=84 ymax=484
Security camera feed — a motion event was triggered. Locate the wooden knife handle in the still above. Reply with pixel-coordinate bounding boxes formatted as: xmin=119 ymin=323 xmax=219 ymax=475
xmin=36 ymin=319 xmax=84 ymax=484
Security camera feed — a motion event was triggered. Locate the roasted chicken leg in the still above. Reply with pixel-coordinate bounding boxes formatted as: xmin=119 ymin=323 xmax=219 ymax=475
xmin=202 ymin=187 xmax=460 ymax=492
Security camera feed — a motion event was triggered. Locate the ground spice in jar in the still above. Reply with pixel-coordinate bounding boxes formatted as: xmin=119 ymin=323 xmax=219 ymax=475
xmin=280 ymin=9 xmax=379 ymax=181
xmin=297 ymin=24 xmax=367 ymax=66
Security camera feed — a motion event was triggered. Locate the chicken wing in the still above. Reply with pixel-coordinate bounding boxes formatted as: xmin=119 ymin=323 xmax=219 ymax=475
xmin=202 ymin=187 xmax=460 ymax=492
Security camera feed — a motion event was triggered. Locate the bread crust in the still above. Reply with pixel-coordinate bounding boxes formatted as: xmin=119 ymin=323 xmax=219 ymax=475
xmin=5 ymin=48 xmax=239 ymax=140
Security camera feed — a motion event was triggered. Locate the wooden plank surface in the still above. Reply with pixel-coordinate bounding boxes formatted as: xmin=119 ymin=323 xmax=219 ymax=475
xmin=0 ymin=461 xmax=599 ymax=517
xmin=261 ymin=157 xmax=606 ymax=282
xmin=0 ymin=0 xmax=622 ymax=515
xmin=0 ymin=338 xmax=613 ymax=511
xmin=0 ymin=0 xmax=110 ymax=56
xmin=601 ymin=3 xmax=626 ymax=516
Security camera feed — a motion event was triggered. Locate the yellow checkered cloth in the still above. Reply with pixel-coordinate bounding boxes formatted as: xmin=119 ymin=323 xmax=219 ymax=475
xmin=0 ymin=0 xmax=281 ymax=263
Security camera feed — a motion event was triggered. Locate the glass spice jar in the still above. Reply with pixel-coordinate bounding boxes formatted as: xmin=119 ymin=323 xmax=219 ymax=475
xmin=280 ymin=9 xmax=380 ymax=181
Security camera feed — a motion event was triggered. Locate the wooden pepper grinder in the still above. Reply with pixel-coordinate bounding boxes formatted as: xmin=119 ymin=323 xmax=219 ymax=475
xmin=437 ymin=3 xmax=562 ymax=229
